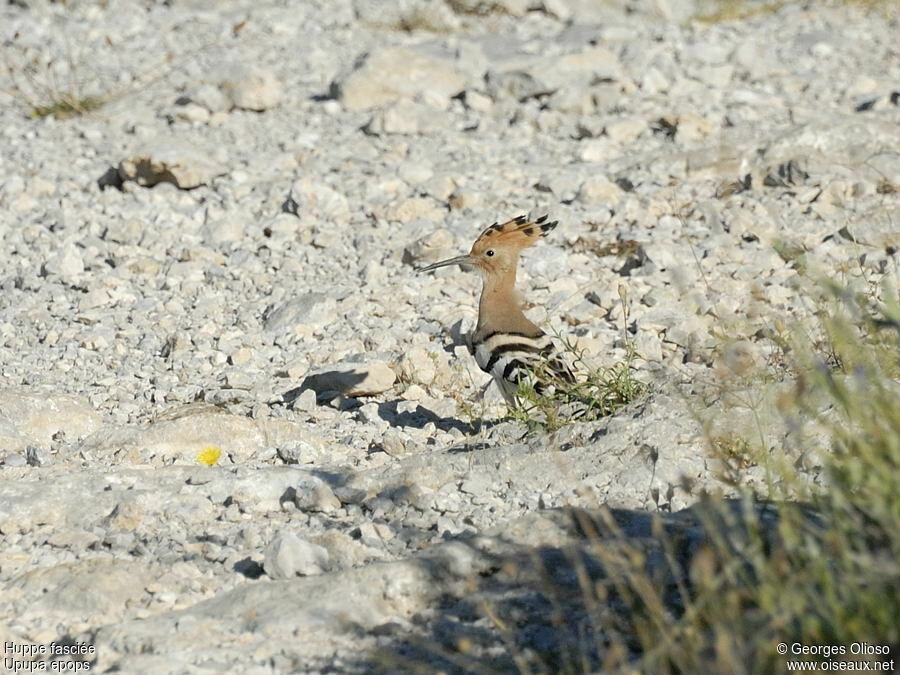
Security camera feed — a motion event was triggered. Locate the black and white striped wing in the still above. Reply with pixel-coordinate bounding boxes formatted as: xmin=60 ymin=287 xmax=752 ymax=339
xmin=472 ymin=331 xmax=575 ymax=406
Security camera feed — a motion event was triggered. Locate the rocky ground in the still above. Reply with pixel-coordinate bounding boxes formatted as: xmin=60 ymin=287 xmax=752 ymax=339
xmin=0 ymin=0 xmax=897 ymax=672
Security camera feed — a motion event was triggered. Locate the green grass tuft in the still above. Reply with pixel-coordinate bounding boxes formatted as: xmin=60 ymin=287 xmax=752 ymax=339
xmin=694 ymin=0 xmax=790 ymax=23
xmin=28 ymin=93 xmax=106 ymax=119
xmin=507 ymin=336 xmax=647 ymax=432
xmin=695 ymin=0 xmax=899 ymax=23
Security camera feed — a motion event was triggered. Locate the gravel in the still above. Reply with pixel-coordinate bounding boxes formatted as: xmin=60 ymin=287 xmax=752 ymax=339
xmin=0 ymin=0 xmax=897 ymax=671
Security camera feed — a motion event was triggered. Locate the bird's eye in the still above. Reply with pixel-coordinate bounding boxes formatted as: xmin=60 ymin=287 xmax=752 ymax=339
xmin=485 ymin=249 xmax=495 ymax=257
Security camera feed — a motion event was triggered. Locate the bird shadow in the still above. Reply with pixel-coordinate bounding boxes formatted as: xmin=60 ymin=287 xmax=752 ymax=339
xmin=279 ymin=385 xmax=505 ymax=449
xmin=376 ymin=399 xmax=479 ymax=435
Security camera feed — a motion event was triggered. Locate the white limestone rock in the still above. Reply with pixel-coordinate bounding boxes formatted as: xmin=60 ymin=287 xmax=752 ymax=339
xmin=302 ymin=359 xmax=397 ymax=397
xmin=331 ymin=47 xmax=467 ymax=111
xmin=264 ymin=530 xmax=331 ymax=579
xmin=43 ymin=243 xmax=84 ymax=278
xmin=118 ymin=142 xmax=226 ymax=189
xmin=288 ymin=177 xmax=351 ymax=221
xmin=220 ymin=65 xmax=283 ymax=111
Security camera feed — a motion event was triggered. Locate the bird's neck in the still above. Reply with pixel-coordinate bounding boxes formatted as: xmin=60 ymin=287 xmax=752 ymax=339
xmin=476 ymin=268 xmax=539 ymax=336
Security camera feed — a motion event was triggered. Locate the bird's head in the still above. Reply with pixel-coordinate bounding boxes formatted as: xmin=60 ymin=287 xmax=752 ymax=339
xmin=419 ymin=214 xmax=558 ymax=278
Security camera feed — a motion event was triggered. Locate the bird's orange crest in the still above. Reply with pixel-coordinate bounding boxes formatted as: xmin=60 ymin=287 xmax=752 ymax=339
xmin=470 ymin=214 xmax=558 ymax=256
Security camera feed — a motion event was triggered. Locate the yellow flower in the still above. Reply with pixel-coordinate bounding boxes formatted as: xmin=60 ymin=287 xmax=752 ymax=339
xmin=197 ymin=446 xmax=221 ymax=466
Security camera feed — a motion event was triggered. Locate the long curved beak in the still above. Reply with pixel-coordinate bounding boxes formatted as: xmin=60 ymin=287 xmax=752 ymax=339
xmin=418 ymin=254 xmax=476 ymax=273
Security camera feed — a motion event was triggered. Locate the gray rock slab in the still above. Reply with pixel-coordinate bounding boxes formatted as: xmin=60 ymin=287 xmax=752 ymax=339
xmin=77 ymin=405 xmax=311 ymax=464
xmin=9 ymin=559 xmax=154 ymax=618
xmin=0 ymin=390 xmax=102 ymax=452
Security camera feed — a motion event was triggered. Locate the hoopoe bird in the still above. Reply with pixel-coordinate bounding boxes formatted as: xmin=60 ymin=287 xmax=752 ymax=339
xmin=419 ymin=215 xmax=575 ymax=409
